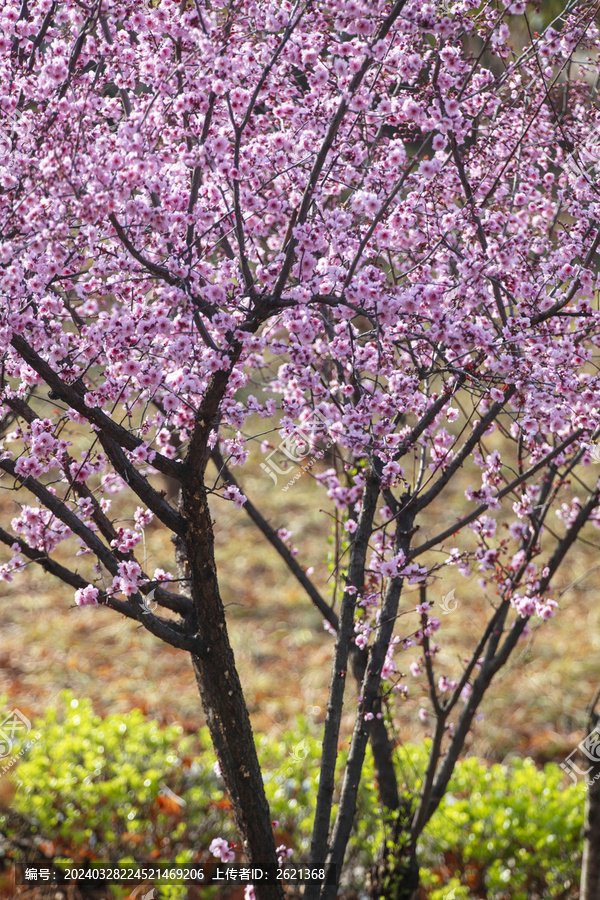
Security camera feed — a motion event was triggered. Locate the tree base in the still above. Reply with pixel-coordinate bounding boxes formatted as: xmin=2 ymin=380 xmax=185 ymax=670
xmin=368 ymin=806 xmax=420 ymax=900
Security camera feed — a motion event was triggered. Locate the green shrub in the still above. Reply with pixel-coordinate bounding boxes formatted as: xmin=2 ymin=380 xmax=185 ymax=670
xmin=4 ymin=692 xmax=231 ymax=861
xmin=2 ymin=694 xmax=586 ymax=897
xmin=415 ymin=748 xmax=584 ymax=898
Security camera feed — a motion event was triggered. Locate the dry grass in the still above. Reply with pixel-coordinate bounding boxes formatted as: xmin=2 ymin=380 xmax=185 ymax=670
xmin=1 ymin=428 xmax=599 ymax=774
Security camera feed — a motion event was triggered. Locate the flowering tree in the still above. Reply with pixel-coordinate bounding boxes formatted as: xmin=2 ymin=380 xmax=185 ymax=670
xmin=2 ymin=0 xmax=600 ymax=896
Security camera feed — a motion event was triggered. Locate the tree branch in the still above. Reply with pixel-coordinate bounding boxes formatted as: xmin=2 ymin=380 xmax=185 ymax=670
xmin=409 ymin=428 xmax=585 ymax=559
xmin=271 ymin=0 xmax=410 ymax=300
xmin=320 ymin=494 xmax=415 ymax=898
xmin=0 ymin=456 xmax=121 ymax=576
xmin=414 ymin=385 xmax=516 ymax=513
xmin=95 ymin=431 xmax=185 ymax=535
xmin=210 ymin=445 xmax=338 ymax=630
xmin=305 ymin=470 xmax=380 ymax=890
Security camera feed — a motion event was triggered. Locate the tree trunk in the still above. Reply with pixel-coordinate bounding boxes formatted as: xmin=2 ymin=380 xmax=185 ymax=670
xmin=581 ymin=695 xmax=600 ymax=900
xmin=351 ymin=644 xmax=399 ymax=810
xmin=368 ymin=800 xmax=419 ymax=900
xmin=350 ymin=574 xmax=416 ymax=900
xmin=181 ymin=485 xmax=284 ymax=900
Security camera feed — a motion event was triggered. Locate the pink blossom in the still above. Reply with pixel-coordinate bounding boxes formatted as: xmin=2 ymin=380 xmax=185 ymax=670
xmin=134 ymin=507 xmax=154 ymax=528
xmin=379 ymin=551 xmax=406 ymax=578
xmin=111 ymin=528 xmax=142 ymax=553
xmin=75 ymin=585 xmax=99 ymax=607
xmin=152 ymin=568 xmax=172 ymax=583
xmin=209 ymin=837 xmax=235 ymax=862
xmin=112 ymin=561 xmax=142 ymax=598
xmin=511 ymin=594 xmax=536 ymax=617
xmin=276 ymin=845 xmax=293 ymax=864
xmin=223 ymin=485 xmax=247 ymax=509
xmin=536 ymin=598 xmax=557 ymax=620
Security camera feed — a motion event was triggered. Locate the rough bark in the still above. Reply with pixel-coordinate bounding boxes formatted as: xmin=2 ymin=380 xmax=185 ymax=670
xmin=350 ymin=644 xmax=399 ymax=811
xmin=181 ymin=483 xmax=284 ymax=900
xmin=581 ymin=692 xmax=600 ymax=900
xmin=320 ymin=498 xmax=416 ymax=899
xmin=368 ymin=800 xmax=419 ymax=900
xmin=213 ymin=446 xmax=401 ymax=813
xmin=306 ymin=472 xmax=381 ymax=890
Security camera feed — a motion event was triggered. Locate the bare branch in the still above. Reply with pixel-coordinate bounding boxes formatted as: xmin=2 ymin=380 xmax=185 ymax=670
xmin=211 ymin=446 xmax=338 ymax=630
xmin=306 ymin=470 xmax=380 ymax=885
xmin=409 ymin=428 xmax=585 ymax=559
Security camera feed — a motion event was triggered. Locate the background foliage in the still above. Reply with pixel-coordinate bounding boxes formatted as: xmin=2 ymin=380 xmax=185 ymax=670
xmin=1 ymin=693 xmax=585 ymax=898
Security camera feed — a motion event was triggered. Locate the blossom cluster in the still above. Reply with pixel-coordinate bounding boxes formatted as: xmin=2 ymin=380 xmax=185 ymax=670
xmin=0 ymin=0 xmax=599 ymax=754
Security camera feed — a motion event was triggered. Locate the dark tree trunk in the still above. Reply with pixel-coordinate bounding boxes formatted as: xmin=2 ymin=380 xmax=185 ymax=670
xmin=349 ymin=568 xmax=417 ymax=900
xmin=368 ymin=799 xmax=419 ymax=900
xmin=351 ymin=644 xmax=399 ymax=810
xmin=181 ymin=484 xmax=284 ymax=900
xmin=582 ymin=776 xmax=600 ymax=900
xmin=581 ymin=694 xmax=600 ymax=900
